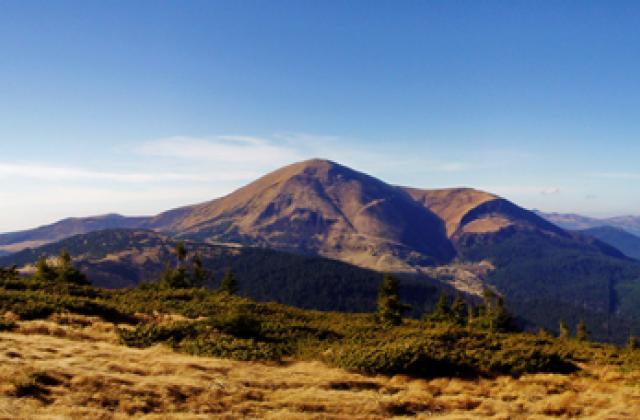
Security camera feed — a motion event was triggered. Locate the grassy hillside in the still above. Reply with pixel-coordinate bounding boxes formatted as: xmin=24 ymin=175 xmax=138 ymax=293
xmin=2 ymin=275 xmax=639 ymax=377
xmin=2 ymin=269 xmax=640 ymax=417
xmin=3 ymin=318 xmax=640 ymax=418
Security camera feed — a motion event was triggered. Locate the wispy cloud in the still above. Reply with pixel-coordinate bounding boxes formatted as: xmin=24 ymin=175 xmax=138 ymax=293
xmin=0 ymin=163 xmax=202 ymax=183
xmin=135 ymin=136 xmax=302 ymax=165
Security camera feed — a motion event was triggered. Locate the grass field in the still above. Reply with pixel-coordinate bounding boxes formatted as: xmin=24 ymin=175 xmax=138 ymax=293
xmin=1 ymin=315 xmax=640 ymax=418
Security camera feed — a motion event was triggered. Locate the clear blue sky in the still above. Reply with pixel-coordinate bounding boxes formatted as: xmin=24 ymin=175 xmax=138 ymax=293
xmin=1 ymin=1 xmax=639 ymax=231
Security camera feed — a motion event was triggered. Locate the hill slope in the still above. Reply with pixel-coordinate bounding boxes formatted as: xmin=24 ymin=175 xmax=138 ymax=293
xmin=0 ymin=229 xmax=450 ymax=315
xmin=149 ymin=159 xmax=456 ymax=271
xmin=405 ymin=187 xmax=640 ymax=342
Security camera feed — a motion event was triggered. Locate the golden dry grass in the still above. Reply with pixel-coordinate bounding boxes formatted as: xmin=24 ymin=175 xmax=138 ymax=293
xmin=1 ymin=316 xmax=640 ymax=419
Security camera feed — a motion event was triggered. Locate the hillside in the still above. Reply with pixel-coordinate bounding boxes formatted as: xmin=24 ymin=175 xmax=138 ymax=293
xmin=579 ymin=226 xmax=640 ymax=260
xmin=405 ymin=187 xmax=640 ymax=342
xmin=1 ymin=278 xmax=640 ymax=418
xmin=148 ymin=159 xmax=456 ymax=271
xmin=0 ymin=229 xmax=450 ymax=316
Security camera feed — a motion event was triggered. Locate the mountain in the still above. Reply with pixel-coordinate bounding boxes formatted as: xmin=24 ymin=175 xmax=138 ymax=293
xmin=402 ymin=187 xmax=640 ymax=342
xmin=2 ymin=159 xmax=640 ymax=342
xmin=539 ymin=211 xmax=640 ymax=237
xmin=148 ymin=159 xmax=456 ymax=271
xmin=0 ymin=213 xmax=147 ymax=254
xmin=578 ymin=226 xmax=640 ymax=260
xmin=0 ymin=229 xmax=452 ymax=315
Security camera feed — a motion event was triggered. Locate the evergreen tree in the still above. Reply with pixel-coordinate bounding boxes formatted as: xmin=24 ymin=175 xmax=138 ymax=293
xmin=219 ymin=268 xmax=238 ymax=294
xmin=191 ymin=254 xmax=210 ymax=288
xmin=576 ymin=320 xmax=589 ymax=341
xmin=55 ymin=249 xmax=89 ymax=285
xmin=492 ymin=296 xmax=514 ymax=332
xmin=451 ymin=296 xmax=468 ymax=326
xmin=627 ymin=335 xmax=639 ymax=350
xmin=559 ymin=320 xmax=570 ymax=340
xmin=33 ymin=255 xmax=56 ymax=282
xmin=175 ymin=241 xmax=187 ymax=267
xmin=377 ymin=273 xmax=410 ymax=326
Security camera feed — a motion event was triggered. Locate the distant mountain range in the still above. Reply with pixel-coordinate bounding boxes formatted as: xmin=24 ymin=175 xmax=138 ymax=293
xmin=537 ymin=211 xmax=640 ymax=260
xmin=1 ymin=159 xmax=640 ymax=342
xmin=538 ymin=211 xmax=640 ymax=237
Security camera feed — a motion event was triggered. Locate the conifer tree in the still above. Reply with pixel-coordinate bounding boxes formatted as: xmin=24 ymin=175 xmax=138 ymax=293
xmin=451 ymin=296 xmax=468 ymax=326
xmin=219 ymin=268 xmax=238 ymax=294
xmin=191 ymin=254 xmax=210 ymax=288
xmin=55 ymin=249 xmax=89 ymax=285
xmin=559 ymin=320 xmax=570 ymax=339
xmin=34 ymin=254 xmax=56 ymax=282
xmin=576 ymin=320 xmax=589 ymax=341
xmin=175 ymin=241 xmax=187 ymax=267
xmin=377 ymin=273 xmax=410 ymax=326
xmin=627 ymin=335 xmax=638 ymax=350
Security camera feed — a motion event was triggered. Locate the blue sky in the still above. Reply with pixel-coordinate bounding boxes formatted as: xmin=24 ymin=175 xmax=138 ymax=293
xmin=1 ymin=1 xmax=639 ymax=232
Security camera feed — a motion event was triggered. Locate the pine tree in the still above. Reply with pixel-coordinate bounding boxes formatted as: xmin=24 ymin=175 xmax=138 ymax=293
xmin=55 ymin=249 xmax=89 ymax=285
xmin=34 ymin=254 xmax=56 ymax=282
xmin=219 ymin=268 xmax=238 ymax=294
xmin=492 ymin=296 xmax=514 ymax=332
xmin=191 ymin=254 xmax=210 ymax=288
xmin=175 ymin=241 xmax=187 ymax=266
xmin=451 ymin=296 xmax=467 ymax=326
xmin=576 ymin=320 xmax=589 ymax=341
xmin=627 ymin=335 xmax=638 ymax=350
xmin=377 ymin=273 xmax=410 ymax=326
xmin=559 ymin=320 xmax=570 ymax=340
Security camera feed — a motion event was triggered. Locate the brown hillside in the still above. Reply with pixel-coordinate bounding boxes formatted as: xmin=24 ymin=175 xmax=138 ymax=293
xmin=149 ymin=159 xmax=456 ymax=271
xmin=403 ymin=188 xmax=499 ymax=237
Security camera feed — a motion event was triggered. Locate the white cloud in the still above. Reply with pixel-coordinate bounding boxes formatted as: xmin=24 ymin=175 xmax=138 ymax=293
xmin=0 ymin=162 xmax=200 ymax=183
xmin=135 ymin=136 xmax=302 ymax=165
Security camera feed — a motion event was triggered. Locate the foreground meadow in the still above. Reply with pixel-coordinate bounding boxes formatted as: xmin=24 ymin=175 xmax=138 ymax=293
xmin=1 ymin=315 xmax=640 ymax=419
xmin=2 ymin=264 xmax=640 ymax=418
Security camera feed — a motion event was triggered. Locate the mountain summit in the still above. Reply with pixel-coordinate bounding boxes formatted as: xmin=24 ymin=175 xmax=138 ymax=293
xmin=149 ymin=159 xmax=456 ymax=271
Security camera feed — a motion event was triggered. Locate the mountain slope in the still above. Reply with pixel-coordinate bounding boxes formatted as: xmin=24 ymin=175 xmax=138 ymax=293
xmin=405 ymin=187 xmax=640 ymax=342
xmin=579 ymin=226 xmax=640 ymax=260
xmin=0 ymin=229 xmax=451 ymax=315
xmin=149 ymin=159 xmax=456 ymax=271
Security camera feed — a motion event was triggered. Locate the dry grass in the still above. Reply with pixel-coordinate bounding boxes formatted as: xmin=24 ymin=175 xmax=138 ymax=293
xmin=1 ymin=316 xmax=640 ymax=419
